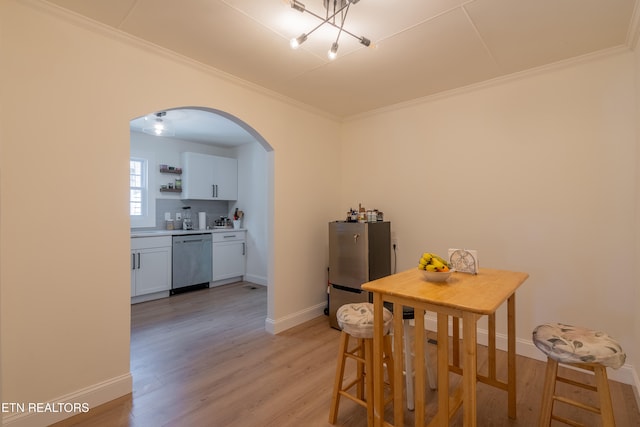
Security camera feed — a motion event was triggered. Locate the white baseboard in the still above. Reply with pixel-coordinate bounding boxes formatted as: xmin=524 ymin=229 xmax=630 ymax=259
xmin=244 ymin=273 xmax=267 ymax=286
xmin=265 ymin=302 xmax=326 ymax=334
xmin=422 ymin=314 xmax=637 ymax=386
xmin=2 ymin=373 xmax=132 ymax=427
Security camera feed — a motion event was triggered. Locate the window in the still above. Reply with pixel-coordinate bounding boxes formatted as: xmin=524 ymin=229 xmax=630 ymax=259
xmin=130 ymin=155 xmax=155 ymax=228
xmin=130 ymin=159 xmax=145 ymax=216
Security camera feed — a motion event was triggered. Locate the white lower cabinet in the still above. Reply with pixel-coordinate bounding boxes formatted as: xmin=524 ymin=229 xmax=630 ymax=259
xmin=212 ymin=231 xmax=246 ymax=284
xmin=131 ymin=236 xmax=172 ymax=303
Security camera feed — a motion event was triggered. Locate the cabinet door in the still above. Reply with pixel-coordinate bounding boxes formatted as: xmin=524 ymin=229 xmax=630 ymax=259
xmin=135 ymin=246 xmax=172 ymax=295
xmin=212 ymin=241 xmax=246 ymax=281
xmin=211 ymin=156 xmax=238 ymax=200
xmin=182 ymin=152 xmax=214 ymax=199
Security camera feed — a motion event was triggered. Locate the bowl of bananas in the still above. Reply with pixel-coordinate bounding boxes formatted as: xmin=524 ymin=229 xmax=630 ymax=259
xmin=417 ymin=252 xmax=454 ymax=282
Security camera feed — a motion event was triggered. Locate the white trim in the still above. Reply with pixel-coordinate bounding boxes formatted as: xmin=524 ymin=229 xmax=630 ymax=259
xmin=265 ymin=303 xmax=326 ymax=335
xmin=423 ymin=315 xmax=637 ymax=386
xmin=244 ymin=273 xmax=268 ymax=286
xmin=346 ymin=45 xmax=632 ymax=122
xmin=22 ymin=0 xmax=340 ymax=123
xmin=2 ymin=373 xmax=132 ymax=427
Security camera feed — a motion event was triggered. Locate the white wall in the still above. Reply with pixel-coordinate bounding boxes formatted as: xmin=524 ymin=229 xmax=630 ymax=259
xmin=0 ymin=1 xmax=340 ymax=425
xmin=233 ymin=142 xmax=269 ymax=285
xmin=341 ymin=50 xmax=638 ymax=385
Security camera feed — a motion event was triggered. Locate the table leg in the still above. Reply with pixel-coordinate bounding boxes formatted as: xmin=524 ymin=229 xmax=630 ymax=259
xmin=414 ymin=309 xmax=426 ymax=427
xmin=436 ymin=313 xmax=449 ymax=426
xmin=507 ymin=294 xmax=516 ymax=419
xmin=462 ymin=312 xmax=477 ymax=427
xmin=372 ymin=293 xmax=384 ymax=427
xmin=393 ymin=306 xmax=405 ymax=427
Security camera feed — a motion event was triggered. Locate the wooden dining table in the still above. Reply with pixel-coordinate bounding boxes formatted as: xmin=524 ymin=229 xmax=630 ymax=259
xmin=362 ymin=267 xmax=529 ymax=427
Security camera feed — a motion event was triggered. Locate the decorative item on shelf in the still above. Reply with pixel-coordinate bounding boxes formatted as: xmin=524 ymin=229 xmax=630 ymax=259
xmin=159 ymin=165 xmax=182 ymax=174
xmin=160 ymin=180 xmax=182 ymax=193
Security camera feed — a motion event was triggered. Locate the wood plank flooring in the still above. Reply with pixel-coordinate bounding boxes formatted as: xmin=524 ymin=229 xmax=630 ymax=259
xmin=56 ymin=282 xmax=640 ymax=427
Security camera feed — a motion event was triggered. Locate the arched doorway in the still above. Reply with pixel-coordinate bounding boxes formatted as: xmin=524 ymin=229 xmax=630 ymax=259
xmin=129 ymin=106 xmax=274 ymax=326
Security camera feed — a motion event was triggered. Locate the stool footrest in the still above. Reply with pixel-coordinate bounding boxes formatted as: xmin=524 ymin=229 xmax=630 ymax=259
xmin=553 ymin=394 xmax=601 ymax=414
xmin=551 ymin=413 xmax=586 ymax=427
xmin=556 ymin=375 xmax=597 ymax=393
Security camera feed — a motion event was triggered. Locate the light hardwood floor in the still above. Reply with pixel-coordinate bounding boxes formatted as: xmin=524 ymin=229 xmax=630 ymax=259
xmin=56 ymin=282 xmax=640 ymax=427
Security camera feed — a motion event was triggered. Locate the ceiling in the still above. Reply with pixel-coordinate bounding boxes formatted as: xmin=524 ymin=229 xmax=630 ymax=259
xmin=44 ymin=0 xmax=639 ymax=141
xmin=130 ymin=108 xmax=259 ymax=146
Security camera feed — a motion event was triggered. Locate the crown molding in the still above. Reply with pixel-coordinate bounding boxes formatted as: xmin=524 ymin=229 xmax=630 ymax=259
xmin=345 ymin=45 xmax=632 ymax=122
xmin=21 ymin=0 xmax=341 ymax=123
xmin=626 ymin=0 xmax=640 ymax=50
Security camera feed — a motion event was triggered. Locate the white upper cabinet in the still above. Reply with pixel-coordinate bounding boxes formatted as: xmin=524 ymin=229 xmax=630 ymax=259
xmin=181 ymin=152 xmax=238 ymax=200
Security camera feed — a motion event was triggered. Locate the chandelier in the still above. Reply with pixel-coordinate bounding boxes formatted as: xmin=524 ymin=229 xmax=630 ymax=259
xmin=289 ymin=0 xmax=371 ymax=60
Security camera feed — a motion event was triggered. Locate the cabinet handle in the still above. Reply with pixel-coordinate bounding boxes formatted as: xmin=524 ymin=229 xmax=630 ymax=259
xmin=132 ymin=253 xmax=135 ymax=270
xmin=223 ymin=234 xmax=236 ymax=239
xmin=212 ymin=184 xmax=215 ymax=198
xmin=137 ymin=253 xmax=141 ymax=269
xmin=242 ymin=242 xmax=245 ymax=256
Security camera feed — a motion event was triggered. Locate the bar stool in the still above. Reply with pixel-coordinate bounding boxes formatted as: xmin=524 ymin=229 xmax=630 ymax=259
xmin=384 ymin=302 xmax=437 ymax=411
xmin=533 ymin=322 xmax=626 ymax=426
xmin=329 ymin=303 xmax=395 ymax=426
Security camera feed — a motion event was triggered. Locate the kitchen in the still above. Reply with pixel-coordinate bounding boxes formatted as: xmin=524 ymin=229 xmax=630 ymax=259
xmin=130 ymin=108 xmax=270 ymax=304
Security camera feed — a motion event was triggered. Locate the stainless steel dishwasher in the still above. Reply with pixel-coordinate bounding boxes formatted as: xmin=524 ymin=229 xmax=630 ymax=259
xmin=171 ymin=233 xmax=212 ymax=295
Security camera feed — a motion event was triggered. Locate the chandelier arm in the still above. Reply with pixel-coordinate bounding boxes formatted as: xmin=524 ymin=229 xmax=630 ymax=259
xmin=333 ymin=3 xmax=350 ymax=43
xmin=300 ymin=2 xmax=350 ymax=26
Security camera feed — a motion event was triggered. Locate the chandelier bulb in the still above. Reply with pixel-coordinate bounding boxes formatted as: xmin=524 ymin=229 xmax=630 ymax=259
xmin=328 ymin=42 xmax=339 ymax=60
xmin=290 ymin=33 xmax=307 ymax=49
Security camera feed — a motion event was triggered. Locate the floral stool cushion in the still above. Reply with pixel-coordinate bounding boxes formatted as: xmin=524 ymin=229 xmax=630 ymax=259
xmin=532 ymin=323 xmax=626 ymax=369
xmin=337 ymin=303 xmax=393 ymax=339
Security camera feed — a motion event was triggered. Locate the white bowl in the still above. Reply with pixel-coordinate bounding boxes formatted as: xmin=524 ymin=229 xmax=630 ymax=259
xmin=420 ymin=269 xmax=453 ymax=282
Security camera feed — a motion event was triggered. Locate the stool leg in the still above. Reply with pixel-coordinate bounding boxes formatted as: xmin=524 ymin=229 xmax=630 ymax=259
xmin=364 ymin=338 xmax=375 ymax=427
xmin=357 ymin=338 xmax=366 ymax=400
xmin=424 ymin=328 xmax=437 ymax=391
xmin=404 ymin=319 xmax=437 ymax=411
xmin=384 ymin=334 xmax=395 ymax=398
xmin=593 ymin=365 xmax=616 ymax=426
xmin=538 ymin=357 xmax=558 ymax=427
xmin=329 ymin=331 xmax=349 ymax=424
xmin=403 ymin=320 xmax=415 ymax=411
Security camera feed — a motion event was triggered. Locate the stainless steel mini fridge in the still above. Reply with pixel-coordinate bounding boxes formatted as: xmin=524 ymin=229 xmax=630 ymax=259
xmin=328 ymin=221 xmax=391 ymax=329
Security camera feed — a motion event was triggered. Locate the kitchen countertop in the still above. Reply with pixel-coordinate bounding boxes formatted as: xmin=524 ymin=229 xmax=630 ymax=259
xmin=131 ymin=228 xmax=245 ymax=238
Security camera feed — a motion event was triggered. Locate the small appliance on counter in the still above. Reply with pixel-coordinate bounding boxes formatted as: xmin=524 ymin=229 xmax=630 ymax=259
xmin=182 ymin=206 xmax=193 ymax=230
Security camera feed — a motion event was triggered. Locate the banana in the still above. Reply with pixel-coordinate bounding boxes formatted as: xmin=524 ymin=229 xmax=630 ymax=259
xmin=417 ymin=252 xmax=452 ymax=273
xmin=430 ymin=258 xmax=445 ymax=269
xmin=432 ymin=254 xmax=449 ymax=267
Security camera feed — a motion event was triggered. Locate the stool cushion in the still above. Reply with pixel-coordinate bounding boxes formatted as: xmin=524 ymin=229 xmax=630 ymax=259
xmin=337 ymin=303 xmax=393 ymax=339
xmin=532 ymin=323 xmax=626 ymax=369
